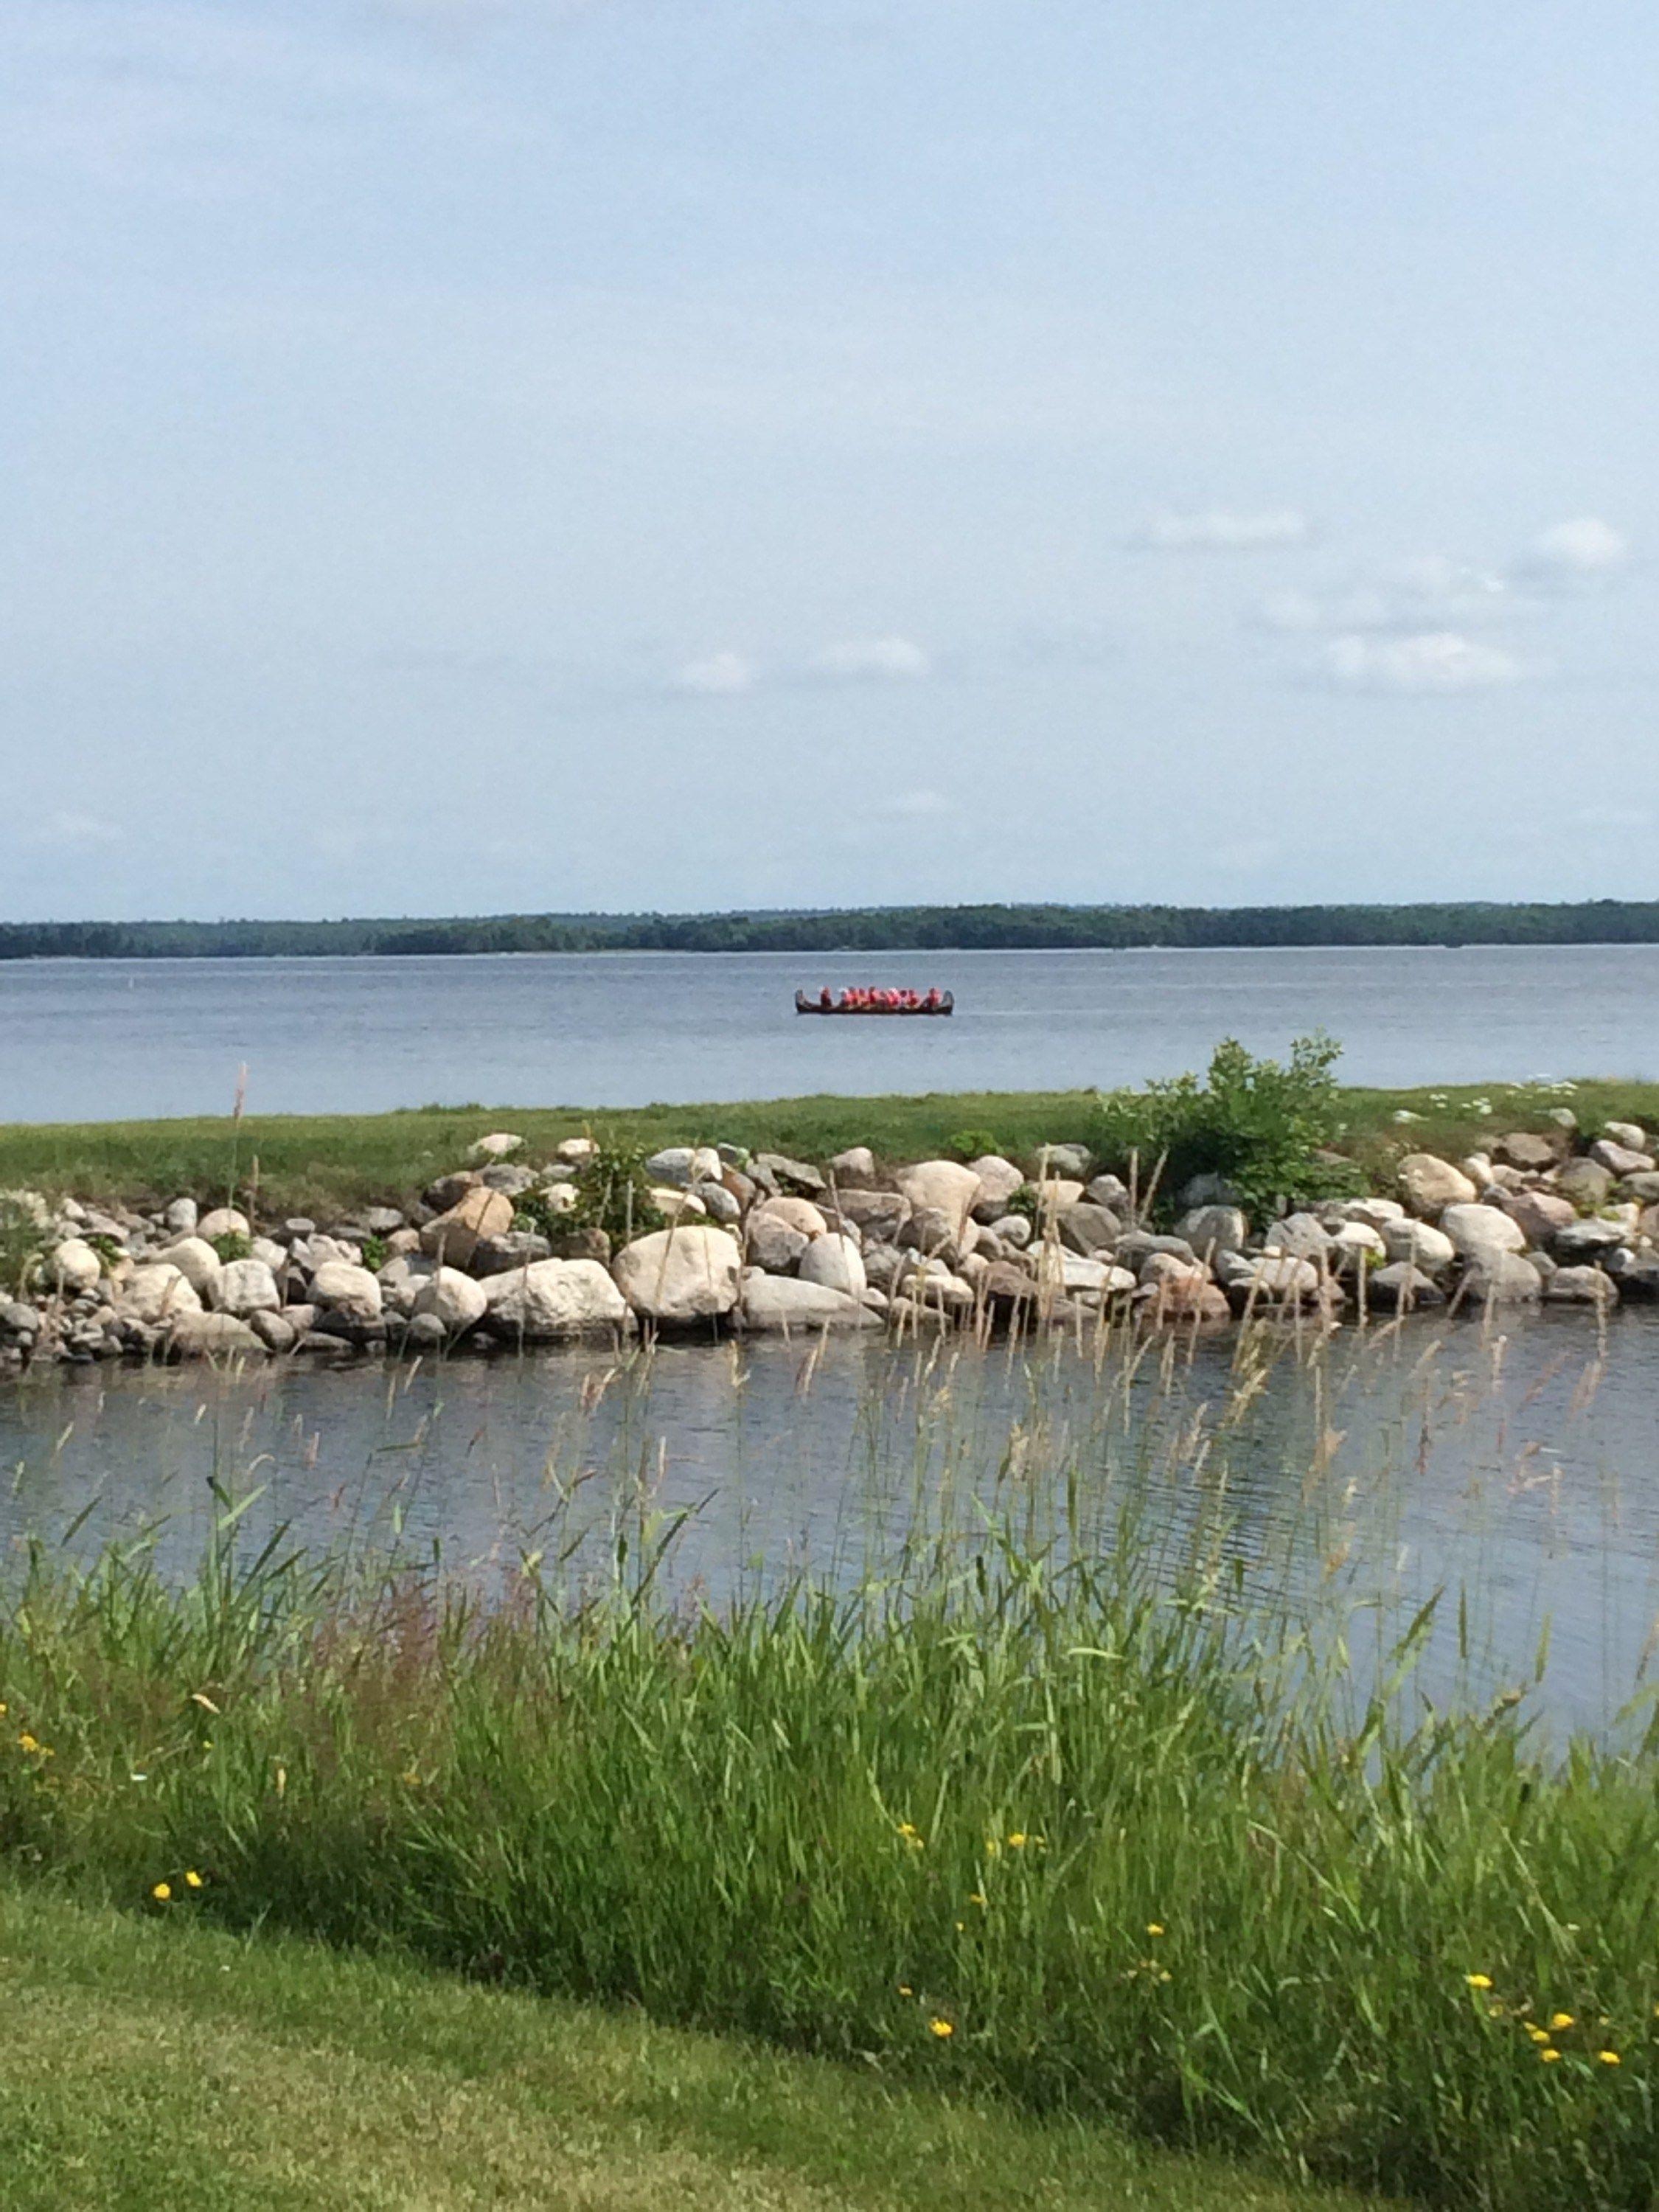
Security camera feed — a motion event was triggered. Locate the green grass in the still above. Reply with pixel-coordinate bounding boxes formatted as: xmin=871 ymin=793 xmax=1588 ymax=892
xmin=5 ymin=1522 xmax=1659 ymax=2210
xmin=0 ymin=1882 xmax=1363 ymax=2212
xmin=1 ymin=1079 xmax=1655 ymax=1217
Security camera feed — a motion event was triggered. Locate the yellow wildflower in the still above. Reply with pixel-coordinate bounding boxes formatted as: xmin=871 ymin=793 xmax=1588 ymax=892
xmin=928 ymin=2017 xmax=954 ymax=2039
xmin=184 ymin=1870 xmax=204 ymax=1890
xmin=151 ymin=1881 xmax=172 ymax=1902
xmin=1487 ymin=2003 xmax=1506 ymax=2019
xmin=1006 ymin=1832 xmax=1027 ymax=1849
xmin=1526 ymin=2026 xmax=1549 ymax=2044
xmin=1147 ymin=1923 xmax=1166 ymax=1938
xmin=1540 ymin=2047 xmax=1561 ymax=2063
xmin=1549 ymin=2012 xmax=1574 ymax=2031
xmin=400 ymin=1770 xmax=421 ymax=1787
xmin=897 ymin=1984 xmax=913 ymax=1997
xmin=1598 ymin=2050 xmax=1621 ymax=2066
xmin=968 ymin=1893 xmax=987 ymax=1909
xmin=1464 ymin=1973 xmax=1492 ymax=1990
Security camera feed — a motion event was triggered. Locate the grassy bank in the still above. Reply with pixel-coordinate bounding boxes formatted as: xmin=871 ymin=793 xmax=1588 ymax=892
xmin=4 ymin=1525 xmax=1658 ymax=2211
xmin=0 ymin=1883 xmax=1361 ymax=2212
xmin=2 ymin=1078 xmax=1656 ymax=1217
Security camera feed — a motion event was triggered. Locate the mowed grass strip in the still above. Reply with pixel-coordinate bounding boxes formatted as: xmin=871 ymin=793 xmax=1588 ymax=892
xmin=0 ymin=1885 xmax=1360 ymax=2212
xmin=1 ymin=1079 xmax=1655 ymax=1217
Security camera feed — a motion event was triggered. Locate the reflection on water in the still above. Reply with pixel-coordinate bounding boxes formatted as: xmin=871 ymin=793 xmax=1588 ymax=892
xmin=4 ymin=1311 xmax=1658 ymax=1736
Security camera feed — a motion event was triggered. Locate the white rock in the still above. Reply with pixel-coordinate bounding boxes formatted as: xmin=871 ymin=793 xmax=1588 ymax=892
xmin=1330 ymin=1221 xmax=1386 ymax=1263
xmin=48 ymin=1238 xmax=103 ymax=1295
xmin=482 ymin=1258 xmax=633 ymax=1338
xmin=467 ymin=1133 xmax=525 ymax=1161
xmin=1592 ymin=1138 xmax=1655 ymax=1178
xmin=216 ymin=1259 xmax=282 ymax=1318
xmin=798 ymin=1232 xmax=867 ymax=1298
xmin=161 ymin=1197 xmax=198 ymax=1236
xmin=1381 ymin=1218 xmax=1457 ymax=1271
xmin=893 ymin=1161 xmax=983 ymax=1242
xmin=750 ymin=1195 xmax=828 ymax=1239
xmin=167 ymin=1312 xmax=262 ymax=1358
xmin=156 ymin=1237 xmax=223 ymax=1299
xmin=1441 ymin=1203 xmax=1528 ymax=1263
xmin=411 ymin=1266 xmax=488 ymax=1333
xmin=613 ymin=1226 xmax=742 ymax=1321
xmin=1604 ymin=1121 xmax=1649 ymax=1153
xmin=1461 ymin=1253 xmax=1543 ymax=1304
xmin=738 ymin=1271 xmax=881 ymax=1332
xmin=967 ymin=1155 xmax=1025 ymax=1213
xmin=1340 ymin=1197 xmax=1405 ymax=1229
xmin=556 ymin=1137 xmax=598 ymax=1164
xmin=309 ymin=1262 xmax=383 ymax=1321
xmin=1396 ymin=1155 xmax=1478 ymax=1217
xmin=1031 ymin=1179 xmax=1085 ymax=1213
xmin=650 ymin=1186 xmax=708 ymax=1220
xmin=989 ymin=1214 xmax=1032 ymax=1248
xmin=197 ymin=1208 xmax=251 ymax=1243
xmin=118 ymin=1265 xmax=204 ymax=1325
xmin=825 ymin=1147 xmax=877 ymax=1187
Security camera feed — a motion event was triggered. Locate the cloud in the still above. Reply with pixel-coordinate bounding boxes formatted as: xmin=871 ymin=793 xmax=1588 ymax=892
xmin=805 ymin=636 xmax=931 ymax=683
xmin=27 ymin=809 xmax=124 ymax=850
xmin=673 ymin=650 xmax=757 ymax=697
xmin=1259 ymin=554 xmax=1510 ymax=636
xmin=1518 ymin=516 xmax=1630 ymax=582
xmin=1321 ymin=631 xmax=1528 ymax=694
xmin=1135 ymin=509 xmax=1310 ymax=552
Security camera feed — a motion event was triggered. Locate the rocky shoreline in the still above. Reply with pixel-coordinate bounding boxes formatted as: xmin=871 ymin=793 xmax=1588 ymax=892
xmin=2 ymin=1116 xmax=1656 ymax=1376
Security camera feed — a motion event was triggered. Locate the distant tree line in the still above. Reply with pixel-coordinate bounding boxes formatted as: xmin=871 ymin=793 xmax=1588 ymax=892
xmin=2 ymin=900 xmax=1658 ymax=961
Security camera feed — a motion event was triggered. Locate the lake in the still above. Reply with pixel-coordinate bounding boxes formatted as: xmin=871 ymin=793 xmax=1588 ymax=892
xmin=1 ymin=942 xmax=1656 ymax=1121
xmin=4 ymin=1312 xmax=1657 ymax=1737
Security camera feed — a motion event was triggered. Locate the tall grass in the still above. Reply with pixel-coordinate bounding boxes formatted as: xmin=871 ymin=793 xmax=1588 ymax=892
xmin=4 ymin=1484 xmax=1659 ymax=2211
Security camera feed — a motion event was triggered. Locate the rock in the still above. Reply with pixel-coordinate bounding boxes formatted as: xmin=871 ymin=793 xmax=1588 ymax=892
xmin=1263 ymin=1213 xmax=1335 ymax=1262
xmin=1461 ymin=1253 xmax=1543 ymax=1304
xmin=1495 ymin=1131 xmax=1565 ymax=1171
xmin=467 ymin=1132 xmax=525 ymax=1161
xmin=1642 ymin=1204 xmax=1659 ymax=1245
xmin=1557 ymin=1158 xmax=1615 ymax=1208
xmin=398 ymin=1312 xmax=449 ymax=1352
xmin=155 ymin=1237 xmax=223 ymax=1298
xmin=1116 ymin=1231 xmax=1197 ymax=1270
xmin=196 ymin=1208 xmax=251 ymax=1244
xmin=1340 ymin=1197 xmax=1405 ymax=1230
xmin=1546 ymin=1266 xmax=1618 ymax=1307
xmin=1234 ymin=1254 xmax=1324 ymax=1303
xmin=798 ymin=1233 xmax=867 ymax=1298
xmin=613 ymin=1226 xmax=742 ymax=1322
xmin=981 ymin=1261 xmax=1040 ymax=1312
xmin=556 ymin=1136 xmax=597 ymax=1165
xmin=1380 ymin=1218 xmax=1455 ymax=1271
xmin=1440 ymin=1203 xmax=1527 ymax=1264
xmin=362 ymin=1206 xmax=406 ymax=1234
xmin=248 ymin=1311 xmax=298 ymax=1353
xmin=1034 ymin=1247 xmax=1128 ymax=1298
xmin=1604 ymin=1121 xmax=1649 ymax=1153
xmin=1592 ymin=1138 xmax=1656 ymax=1178
xmin=745 ymin=1214 xmax=810 ymax=1273
xmin=217 ymin=1259 xmax=282 ymax=1318
xmin=1138 ymin=1277 xmax=1232 ymax=1324
xmin=832 ymin=1189 xmax=910 ymax=1239
xmin=753 ymin=1152 xmax=827 ymax=1197
xmin=894 ymin=1161 xmax=982 ymax=1242
xmin=117 ymin=1265 xmax=203 ymax=1325
xmin=967 ymin=1156 xmax=1025 ymax=1214
xmin=423 ymin=1171 xmax=482 ymax=1213
xmin=750 ymin=1195 xmax=830 ymax=1239
xmin=304 ymin=1234 xmax=362 ymax=1270
xmin=481 ymin=1259 xmax=633 ymax=1339
xmin=696 ymin=1183 xmax=742 ymax=1225
xmin=276 ymin=1218 xmax=316 ymax=1244
xmin=1136 ymin=1250 xmax=1210 ymax=1290
xmin=1031 ymin=1179 xmax=1085 ymax=1214
xmin=420 ymin=1187 xmax=515 ymax=1267
xmin=1176 ymin=1172 xmax=1241 ymax=1210
xmin=650 ymin=1187 xmax=708 ymax=1220
xmin=1551 ymin=1216 xmax=1627 ymax=1260
xmin=282 ymin=1304 xmax=317 ymax=1337
xmin=0 ymin=1301 xmax=41 ymax=1341
xmin=167 ymin=1312 xmax=263 ymax=1359
xmin=644 ymin=1146 xmax=722 ymax=1189
xmin=1605 ymin=1251 xmax=1659 ymax=1298
xmin=1330 ymin=1221 xmax=1386 ymax=1265
xmin=376 ymin=1254 xmax=437 ymax=1315
xmin=161 ymin=1197 xmax=199 ymax=1236
xmin=737 ymin=1273 xmax=880 ymax=1331
xmin=900 ymin=1206 xmax=975 ymax=1265
xmin=1087 ymin=1173 xmax=1133 ymax=1211
xmin=1055 ymin=1203 xmax=1121 ymax=1256
xmin=480 ymin=1164 xmax=538 ymax=1197
xmin=989 ymin=1214 xmax=1032 ymax=1248
xmin=1033 ymin=1143 xmax=1091 ymax=1182
xmin=470 ymin=1231 xmax=554 ymax=1277
xmin=1368 ymin=1262 xmax=1446 ymax=1311
xmin=860 ymin=1243 xmax=905 ymax=1293
xmin=825 ymin=1147 xmax=877 ymax=1187
xmin=309 ymin=1262 xmax=383 ymax=1321
xmin=47 ymin=1238 xmax=103 ymax=1295
xmin=411 ymin=1267 xmax=488 ymax=1334
xmin=1397 ymin=1155 xmax=1478 ymax=1217
xmin=1503 ymin=1191 xmax=1576 ymax=1245
xmin=1624 ymin=1173 xmax=1659 ymax=1205
xmin=1173 ymin=1206 xmax=1247 ymax=1261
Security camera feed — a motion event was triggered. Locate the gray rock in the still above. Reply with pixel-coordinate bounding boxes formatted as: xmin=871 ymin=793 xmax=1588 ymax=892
xmin=737 ymin=1272 xmax=881 ymax=1332
xmin=249 ymin=1311 xmax=298 ymax=1353
xmin=1545 ymin=1265 xmax=1618 ymax=1307
xmin=1604 ymin=1120 xmax=1649 ymax=1152
xmin=1176 ymin=1171 xmax=1242 ymax=1210
xmin=470 ymin=1231 xmax=554 ymax=1278
xmin=423 ymin=1172 xmax=481 ymax=1213
xmin=1262 ymin=1213 xmax=1335 ymax=1262
xmin=1495 ymin=1132 xmax=1564 ymax=1171
xmin=753 ymin=1152 xmax=827 ymax=1196
xmin=479 ymin=1164 xmax=538 ymax=1197
xmin=1175 ymin=1206 xmax=1249 ymax=1261
xmin=613 ymin=1226 xmax=742 ymax=1321
xmin=1115 ymin=1231 xmax=1197 ymax=1270
xmin=746 ymin=1215 xmax=810 ymax=1273
xmin=832 ymin=1189 xmax=911 ymax=1239
xmin=1459 ymin=1253 xmax=1543 ymax=1304
xmin=118 ymin=1265 xmax=203 ymax=1325
xmin=1367 ymin=1262 xmax=1446 ymax=1311
xmin=1592 ymin=1138 xmax=1655 ymax=1178
xmin=1441 ymin=1203 xmax=1527 ymax=1264
xmin=1557 ymin=1158 xmax=1614 ymax=1207
xmin=1087 ymin=1173 xmax=1133 ymax=1211
xmin=695 ymin=1182 xmax=742 ymax=1225
xmin=1551 ymin=1217 xmax=1627 ymax=1260
xmin=362 ymin=1206 xmax=406 ymax=1234
xmin=1055 ymin=1203 xmax=1121 ymax=1256
xmin=167 ymin=1312 xmax=264 ymax=1359
xmin=860 ymin=1243 xmax=906 ymax=1293
xmin=825 ymin=1147 xmax=877 ymax=1187
xmin=989 ymin=1214 xmax=1032 ymax=1248
xmin=967 ymin=1155 xmax=1025 ymax=1216
xmin=1381 ymin=1217 xmax=1455 ymax=1271
xmin=217 ymin=1259 xmax=282 ymax=1317
xmin=1397 ymin=1155 xmax=1478 ymax=1216
xmin=309 ymin=1261 xmax=383 ymax=1321
xmin=161 ymin=1197 xmax=199 ymax=1236
xmin=798 ymin=1233 xmax=866 ymax=1298
xmin=481 ymin=1259 xmax=633 ymax=1340
xmin=401 ymin=1312 xmax=451 ymax=1352
xmin=1033 ymin=1143 xmax=1091 ymax=1182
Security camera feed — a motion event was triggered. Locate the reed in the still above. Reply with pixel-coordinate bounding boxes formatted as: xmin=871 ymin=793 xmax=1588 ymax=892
xmin=4 ymin=1444 xmax=1658 ymax=2211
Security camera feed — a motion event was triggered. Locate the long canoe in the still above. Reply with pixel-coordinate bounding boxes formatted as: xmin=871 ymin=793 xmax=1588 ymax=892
xmin=794 ymin=991 xmax=953 ymax=1016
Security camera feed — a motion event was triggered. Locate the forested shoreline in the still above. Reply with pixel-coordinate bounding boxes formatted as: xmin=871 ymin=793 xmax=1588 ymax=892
xmin=4 ymin=898 xmax=1658 ymax=961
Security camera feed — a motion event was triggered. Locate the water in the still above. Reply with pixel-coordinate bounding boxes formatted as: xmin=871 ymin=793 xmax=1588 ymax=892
xmin=4 ymin=1313 xmax=1657 ymax=1736
xmin=2 ymin=943 xmax=1655 ymax=1119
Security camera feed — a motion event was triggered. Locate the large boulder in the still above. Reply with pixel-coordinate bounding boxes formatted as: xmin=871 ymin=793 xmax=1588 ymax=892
xmin=645 ymin=1145 xmax=722 ymax=1189
xmin=613 ymin=1226 xmax=742 ymax=1321
xmin=1054 ymin=1203 xmax=1121 ymax=1256
xmin=798 ymin=1233 xmax=867 ymax=1298
xmin=1503 ymin=1190 xmax=1576 ymax=1245
xmin=420 ymin=1187 xmax=515 ymax=1268
xmin=309 ymin=1261 xmax=383 ymax=1322
xmin=752 ymin=1152 xmax=827 ymax=1197
xmin=1592 ymin=1138 xmax=1655 ymax=1178
xmin=156 ymin=1237 xmax=223 ymax=1299
xmin=1262 ymin=1213 xmax=1335 ymax=1262
xmin=1175 ymin=1206 xmax=1249 ymax=1261
xmin=1546 ymin=1266 xmax=1618 ymax=1307
xmin=217 ymin=1259 xmax=282 ymax=1318
xmin=1557 ymin=1158 xmax=1614 ymax=1208
xmin=1234 ymin=1253 xmax=1324 ymax=1304
xmin=481 ymin=1259 xmax=632 ymax=1339
xmin=1551 ymin=1216 xmax=1628 ymax=1262
xmin=894 ymin=1161 xmax=982 ymax=1242
xmin=746 ymin=1214 xmax=810 ymax=1274
xmin=1367 ymin=1262 xmax=1446 ymax=1311
xmin=967 ymin=1156 xmax=1026 ymax=1215
xmin=1495 ymin=1131 xmax=1565 ymax=1171
xmin=825 ymin=1147 xmax=877 ymax=1188
xmin=1441 ymin=1203 xmax=1527 ymax=1265
xmin=117 ymin=1265 xmax=203 ymax=1325
xmin=1397 ymin=1155 xmax=1478 ymax=1217
xmin=737 ymin=1272 xmax=880 ymax=1332
xmin=1033 ymin=1143 xmax=1091 ymax=1182
xmin=196 ymin=1207 xmax=251 ymax=1244
xmin=411 ymin=1266 xmax=489 ymax=1335
xmin=1381 ymin=1218 xmax=1455 ymax=1272
xmin=1461 ymin=1253 xmax=1543 ymax=1304
xmin=832 ymin=1189 xmax=911 ymax=1239
xmin=167 ymin=1312 xmax=264 ymax=1359
xmin=750 ymin=1195 xmax=828 ymax=1239
xmin=47 ymin=1238 xmax=103 ymax=1295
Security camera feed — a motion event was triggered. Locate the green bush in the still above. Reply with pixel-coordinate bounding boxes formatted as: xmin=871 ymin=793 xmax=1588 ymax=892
xmin=0 ymin=1194 xmax=49 ymax=1298
xmin=209 ymin=1231 xmax=252 ymax=1265
xmin=1092 ymin=1033 xmax=1360 ymax=1220
xmin=516 ymin=1143 xmax=664 ymax=1249
xmin=946 ymin=1128 xmax=1003 ymax=1164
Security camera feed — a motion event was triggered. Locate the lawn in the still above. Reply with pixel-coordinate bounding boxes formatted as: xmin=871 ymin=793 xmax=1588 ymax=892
xmin=0 ymin=1078 xmax=1654 ymax=1217
xmin=0 ymin=1883 xmax=1363 ymax=2212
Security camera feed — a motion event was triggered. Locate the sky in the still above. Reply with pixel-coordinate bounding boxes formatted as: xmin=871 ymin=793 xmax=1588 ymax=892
xmin=1 ymin=0 xmax=1655 ymax=922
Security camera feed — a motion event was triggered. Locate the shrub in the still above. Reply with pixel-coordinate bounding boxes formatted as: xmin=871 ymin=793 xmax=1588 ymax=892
xmin=945 ymin=1127 xmax=1003 ymax=1164
xmin=0 ymin=1194 xmax=49 ymax=1298
xmin=209 ymin=1231 xmax=252 ymax=1265
xmin=517 ymin=1144 xmax=663 ymax=1249
xmin=1091 ymin=1032 xmax=1360 ymax=1220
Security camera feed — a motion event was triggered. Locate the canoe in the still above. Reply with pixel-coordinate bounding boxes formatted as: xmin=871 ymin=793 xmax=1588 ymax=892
xmin=794 ymin=992 xmax=953 ymax=1017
